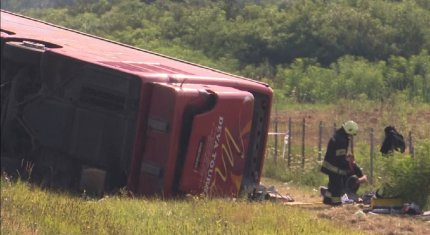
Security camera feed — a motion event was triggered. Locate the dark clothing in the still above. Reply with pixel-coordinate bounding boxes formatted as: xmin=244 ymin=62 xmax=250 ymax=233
xmin=321 ymin=128 xmax=351 ymax=176
xmin=380 ymin=126 xmax=405 ymax=155
xmin=321 ymin=128 xmax=362 ymax=205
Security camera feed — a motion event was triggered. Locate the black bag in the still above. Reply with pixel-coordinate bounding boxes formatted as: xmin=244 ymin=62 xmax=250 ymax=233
xmin=380 ymin=126 xmax=405 ymax=155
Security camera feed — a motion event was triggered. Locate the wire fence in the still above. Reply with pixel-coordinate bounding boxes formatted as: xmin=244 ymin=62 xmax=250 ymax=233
xmin=266 ymin=117 xmax=423 ymax=184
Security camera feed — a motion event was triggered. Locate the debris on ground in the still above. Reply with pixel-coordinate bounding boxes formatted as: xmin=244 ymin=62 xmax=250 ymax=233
xmin=249 ymin=184 xmax=295 ymax=202
xmin=319 ymin=187 xmax=426 ymax=217
xmin=417 ymin=211 xmax=430 ymax=221
xmin=262 ymin=178 xmax=430 ymax=235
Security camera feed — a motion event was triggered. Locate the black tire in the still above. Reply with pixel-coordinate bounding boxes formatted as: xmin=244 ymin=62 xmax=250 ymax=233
xmin=79 ymin=167 xmax=107 ymax=197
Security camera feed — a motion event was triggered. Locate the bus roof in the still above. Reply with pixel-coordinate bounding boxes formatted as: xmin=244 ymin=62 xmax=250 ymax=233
xmin=1 ymin=10 xmax=268 ymax=87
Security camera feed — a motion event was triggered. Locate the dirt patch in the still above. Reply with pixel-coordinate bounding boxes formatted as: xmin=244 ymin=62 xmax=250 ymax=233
xmin=317 ymin=205 xmax=430 ymax=235
xmin=261 ymin=177 xmax=430 ymax=235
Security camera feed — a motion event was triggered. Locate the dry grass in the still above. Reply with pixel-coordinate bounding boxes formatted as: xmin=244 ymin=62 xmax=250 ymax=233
xmin=261 ymin=177 xmax=430 ymax=235
xmin=1 ymin=175 xmax=428 ymax=235
xmin=1 ymin=177 xmax=365 ymax=235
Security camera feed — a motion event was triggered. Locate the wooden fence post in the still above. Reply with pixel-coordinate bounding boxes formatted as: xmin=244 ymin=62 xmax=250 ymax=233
xmin=288 ymin=117 xmax=292 ymax=168
xmin=301 ymin=118 xmax=305 ymax=169
xmin=282 ymin=122 xmax=288 ymax=160
xmin=274 ymin=118 xmax=278 ymax=162
xmin=370 ymin=128 xmax=374 ymax=184
xmin=409 ymin=131 xmax=414 ymax=158
xmin=318 ymin=121 xmax=323 ymax=161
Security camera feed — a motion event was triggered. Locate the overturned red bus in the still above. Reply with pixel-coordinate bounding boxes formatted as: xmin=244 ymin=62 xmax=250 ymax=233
xmin=0 ymin=10 xmax=272 ymax=198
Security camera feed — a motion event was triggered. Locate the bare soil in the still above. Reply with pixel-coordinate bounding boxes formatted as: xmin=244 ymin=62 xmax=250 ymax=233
xmin=261 ymin=177 xmax=430 ymax=235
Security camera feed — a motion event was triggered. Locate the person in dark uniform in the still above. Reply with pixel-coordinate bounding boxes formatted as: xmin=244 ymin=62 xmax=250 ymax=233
xmin=320 ymin=120 xmax=367 ymax=205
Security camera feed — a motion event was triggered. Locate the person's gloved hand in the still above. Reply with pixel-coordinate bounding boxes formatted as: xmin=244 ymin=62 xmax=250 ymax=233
xmin=357 ymin=175 xmax=367 ymax=184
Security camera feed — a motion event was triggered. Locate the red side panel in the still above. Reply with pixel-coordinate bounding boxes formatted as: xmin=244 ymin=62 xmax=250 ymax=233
xmin=179 ymin=90 xmax=254 ymax=197
xmin=136 ymin=83 xmax=254 ymax=197
xmin=136 ymin=83 xmax=196 ymax=196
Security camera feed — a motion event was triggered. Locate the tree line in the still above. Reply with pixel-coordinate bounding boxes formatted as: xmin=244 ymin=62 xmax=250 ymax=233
xmin=2 ymin=0 xmax=430 ymax=103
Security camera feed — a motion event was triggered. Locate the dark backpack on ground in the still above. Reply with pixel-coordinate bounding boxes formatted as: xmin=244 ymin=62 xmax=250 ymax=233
xmin=380 ymin=126 xmax=406 ymax=155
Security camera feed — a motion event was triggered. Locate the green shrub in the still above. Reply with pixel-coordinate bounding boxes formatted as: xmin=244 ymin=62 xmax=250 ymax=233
xmin=378 ymin=140 xmax=430 ymax=209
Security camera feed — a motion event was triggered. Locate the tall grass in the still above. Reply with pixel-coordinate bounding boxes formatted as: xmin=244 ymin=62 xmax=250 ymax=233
xmin=263 ymin=158 xmax=326 ymax=188
xmin=1 ymin=178 xmax=364 ymax=235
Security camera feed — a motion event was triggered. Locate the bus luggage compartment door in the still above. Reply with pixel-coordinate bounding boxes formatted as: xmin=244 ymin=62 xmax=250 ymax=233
xmin=137 ymin=82 xmax=214 ymax=196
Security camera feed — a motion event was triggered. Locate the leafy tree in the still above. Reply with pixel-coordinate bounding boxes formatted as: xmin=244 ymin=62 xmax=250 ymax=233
xmin=331 ymin=56 xmax=386 ymax=100
xmin=5 ymin=0 xmax=430 ymax=103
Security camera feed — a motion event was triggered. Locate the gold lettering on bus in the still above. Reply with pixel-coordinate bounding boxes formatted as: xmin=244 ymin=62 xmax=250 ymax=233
xmin=207 ymin=120 xmax=252 ymax=195
xmin=214 ymin=128 xmax=243 ymax=182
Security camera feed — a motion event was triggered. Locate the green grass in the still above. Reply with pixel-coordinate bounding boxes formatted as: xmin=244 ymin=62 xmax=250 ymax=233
xmin=263 ymin=157 xmax=327 ymax=188
xmin=1 ymin=178 xmax=365 ymax=235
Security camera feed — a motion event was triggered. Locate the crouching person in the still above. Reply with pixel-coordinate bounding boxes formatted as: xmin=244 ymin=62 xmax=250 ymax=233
xmin=320 ymin=120 xmax=367 ymax=206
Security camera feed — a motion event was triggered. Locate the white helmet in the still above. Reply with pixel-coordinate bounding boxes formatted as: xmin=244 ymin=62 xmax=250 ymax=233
xmin=343 ymin=120 xmax=358 ymax=136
